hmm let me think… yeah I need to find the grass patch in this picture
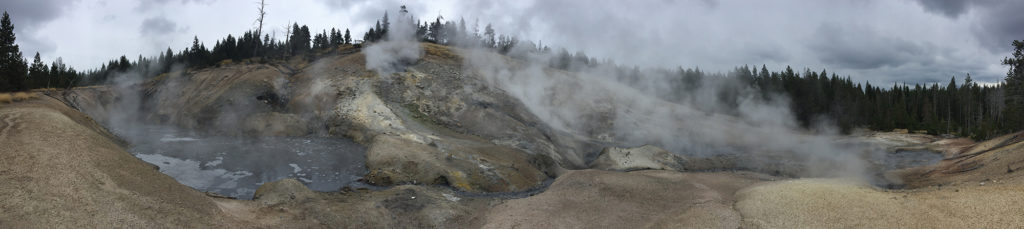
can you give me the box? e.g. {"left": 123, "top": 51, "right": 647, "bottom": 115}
{"left": 422, "top": 43, "right": 461, "bottom": 62}
{"left": 0, "top": 92, "right": 39, "bottom": 104}
{"left": 12, "top": 92, "right": 35, "bottom": 101}
{"left": 403, "top": 103, "right": 431, "bottom": 123}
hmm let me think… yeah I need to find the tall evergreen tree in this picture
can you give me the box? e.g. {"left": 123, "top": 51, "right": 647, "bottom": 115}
{"left": 483, "top": 23, "right": 495, "bottom": 48}
{"left": 329, "top": 28, "right": 341, "bottom": 46}
{"left": 28, "top": 52, "right": 47, "bottom": 88}
{"left": 1003, "top": 40, "right": 1024, "bottom": 130}
{"left": 344, "top": 29, "right": 351, "bottom": 44}
{"left": 300, "top": 25, "right": 311, "bottom": 51}
{"left": 0, "top": 11, "right": 27, "bottom": 92}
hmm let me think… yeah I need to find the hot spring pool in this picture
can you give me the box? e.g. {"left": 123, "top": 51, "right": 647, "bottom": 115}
{"left": 112, "top": 124, "right": 367, "bottom": 199}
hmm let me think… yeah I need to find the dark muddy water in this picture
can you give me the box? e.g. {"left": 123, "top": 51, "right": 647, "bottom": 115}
{"left": 111, "top": 125, "right": 367, "bottom": 199}
{"left": 874, "top": 149, "right": 944, "bottom": 171}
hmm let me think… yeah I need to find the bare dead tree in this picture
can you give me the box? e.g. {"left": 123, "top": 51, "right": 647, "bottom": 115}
{"left": 255, "top": 0, "right": 267, "bottom": 37}
{"left": 254, "top": 0, "right": 267, "bottom": 55}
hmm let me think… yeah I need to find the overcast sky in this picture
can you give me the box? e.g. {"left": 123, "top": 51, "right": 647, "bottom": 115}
{"left": 1, "top": 0, "right": 1021, "bottom": 85}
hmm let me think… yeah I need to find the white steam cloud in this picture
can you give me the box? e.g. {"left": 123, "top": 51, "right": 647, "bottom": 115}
{"left": 457, "top": 45, "right": 873, "bottom": 180}
{"left": 364, "top": 9, "right": 422, "bottom": 77}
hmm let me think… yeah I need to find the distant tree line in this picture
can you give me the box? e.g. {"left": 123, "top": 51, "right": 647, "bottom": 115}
{"left": 81, "top": 22, "right": 357, "bottom": 85}
{"left": 588, "top": 46, "right": 1023, "bottom": 140}
{"left": 360, "top": 6, "right": 519, "bottom": 55}
{"left": 731, "top": 65, "right": 1012, "bottom": 139}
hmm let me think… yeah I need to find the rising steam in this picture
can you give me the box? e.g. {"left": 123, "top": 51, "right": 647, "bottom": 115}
{"left": 457, "top": 43, "right": 873, "bottom": 180}
{"left": 364, "top": 8, "right": 422, "bottom": 77}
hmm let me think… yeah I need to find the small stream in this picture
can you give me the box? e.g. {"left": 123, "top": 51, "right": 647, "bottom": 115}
{"left": 111, "top": 125, "right": 367, "bottom": 199}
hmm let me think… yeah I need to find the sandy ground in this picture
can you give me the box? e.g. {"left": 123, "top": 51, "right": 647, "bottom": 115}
{"left": 479, "top": 169, "right": 777, "bottom": 228}
{"left": 736, "top": 179, "right": 1024, "bottom": 228}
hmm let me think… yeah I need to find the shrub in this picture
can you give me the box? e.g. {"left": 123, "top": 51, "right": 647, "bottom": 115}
{"left": 0, "top": 93, "right": 12, "bottom": 103}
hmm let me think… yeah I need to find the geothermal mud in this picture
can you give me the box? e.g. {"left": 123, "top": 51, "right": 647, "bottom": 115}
{"left": 112, "top": 124, "right": 367, "bottom": 199}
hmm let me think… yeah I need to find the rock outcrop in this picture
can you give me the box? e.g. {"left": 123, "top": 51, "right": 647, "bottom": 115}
{"left": 363, "top": 134, "right": 551, "bottom": 193}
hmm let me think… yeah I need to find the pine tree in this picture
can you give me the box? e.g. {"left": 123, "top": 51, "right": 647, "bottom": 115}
{"left": 344, "top": 29, "right": 351, "bottom": 44}
{"left": 28, "top": 52, "right": 47, "bottom": 88}
{"left": 458, "top": 17, "right": 467, "bottom": 43}
{"left": 364, "top": 28, "right": 375, "bottom": 43}
{"left": 330, "top": 28, "right": 341, "bottom": 46}
{"left": 483, "top": 23, "right": 495, "bottom": 48}
{"left": 300, "top": 25, "right": 311, "bottom": 52}
{"left": 1003, "top": 40, "right": 1024, "bottom": 131}
{"left": 382, "top": 11, "right": 390, "bottom": 36}
{"left": 289, "top": 23, "right": 302, "bottom": 54}
{"left": 0, "top": 11, "right": 27, "bottom": 92}
{"left": 946, "top": 76, "right": 957, "bottom": 134}
{"left": 374, "top": 20, "right": 383, "bottom": 41}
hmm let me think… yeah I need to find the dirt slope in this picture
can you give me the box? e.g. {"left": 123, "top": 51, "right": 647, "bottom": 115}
{"left": 480, "top": 169, "right": 776, "bottom": 228}
{"left": 898, "top": 131, "right": 1024, "bottom": 188}
{"left": 0, "top": 96, "right": 244, "bottom": 227}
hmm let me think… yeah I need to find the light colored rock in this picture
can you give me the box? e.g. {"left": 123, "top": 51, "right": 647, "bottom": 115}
{"left": 589, "top": 145, "right": 686, "bottom": 171}
{"left": 252, "top": 179, "right": 316, "bottom": 205}
{"left": 329, "top": 84, "right": 407, "bottom": 142}
{"left": 242, "top": 112, "right": 309, "bottom": 136}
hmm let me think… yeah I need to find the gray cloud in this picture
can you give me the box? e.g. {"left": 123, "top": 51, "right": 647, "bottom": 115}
{"left": 317, "top": 0, "right": 430, "bottom": 25}
{"left": 809, "top": 23, "right": 932, "bottom": 70}
{"left": 139, "top": 16, "right": 186, "bottom": 51}
{"left": 18, "top": 33, "right": 57, "bottom": 56}
{"left": 914, "top": 0, "right": 970, "bottom": 18}
{"left": 744, "top": 42, "right": 791, "bottom": 63}
{"left": 0, "top": 0, "right": 73, "bottom": 57}
{"left": 140, "top": 16, "right": 182, "bottom": 36}
{"left": 913, "top": 0, "right": 1024, "bottom": 53}
{"left": 0, "top": 0, "right": 67, "bottom": 28}
{"left": 971, "top": 1, "right": 1024, "bottom": 52}
{"left": 136, "top": 0, "right": 215, "bottom": 11}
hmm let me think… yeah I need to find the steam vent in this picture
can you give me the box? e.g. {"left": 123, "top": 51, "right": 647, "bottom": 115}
{"left": 3, "top": 1, "right": 1024, "bottom": 228}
